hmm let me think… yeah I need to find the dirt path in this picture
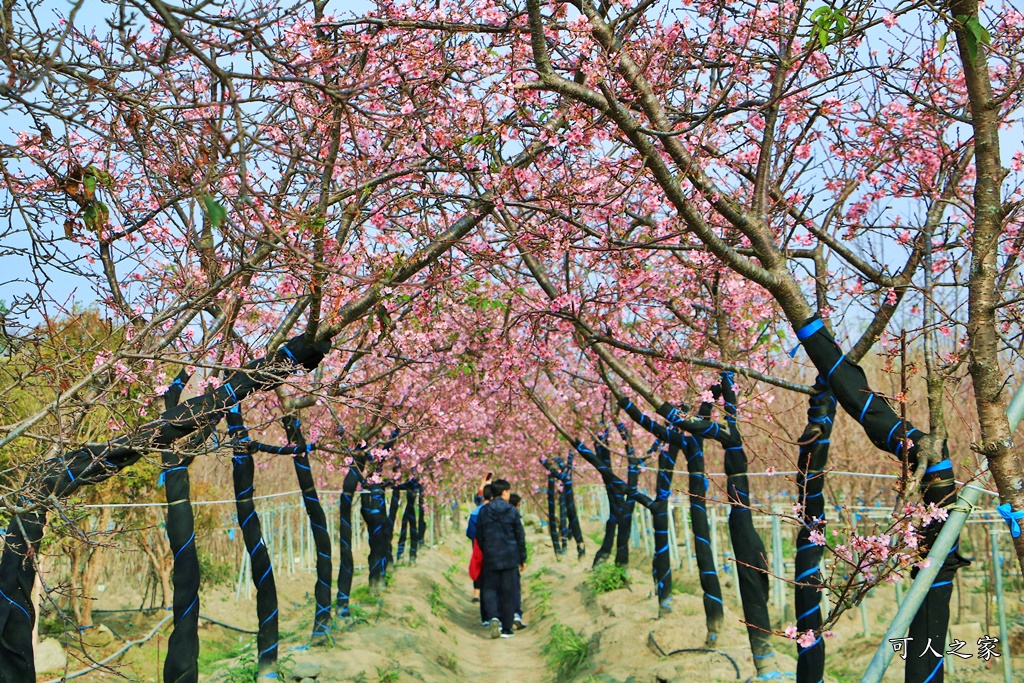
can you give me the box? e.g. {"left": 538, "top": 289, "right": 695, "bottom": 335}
{"left": 263, "top": 520, "right": 572, "bottom": 683}
{"left": 429, "top": 551, "right": 551, "bottom": 682}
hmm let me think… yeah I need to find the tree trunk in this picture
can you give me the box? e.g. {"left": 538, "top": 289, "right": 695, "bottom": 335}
{"left": 951, "top": 0, "right": 1024, "bottom": 572}
{"left": 159, "top": 559, "right": 173, "bottom": 610}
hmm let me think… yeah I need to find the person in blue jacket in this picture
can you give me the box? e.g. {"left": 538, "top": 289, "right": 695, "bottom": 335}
{"left": 467, "top": 481, "right": 493, "bottom": 620}
{"left": 476, "top": 479, "right": 527, "bottom": 639}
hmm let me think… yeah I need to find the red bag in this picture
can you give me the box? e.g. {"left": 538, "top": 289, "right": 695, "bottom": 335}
{"left": 468, "top": 538, "right": 483, "bottom": 581}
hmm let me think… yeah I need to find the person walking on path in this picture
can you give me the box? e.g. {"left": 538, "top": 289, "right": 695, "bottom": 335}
{"left": 467, "top": 480, "right": 493, "bottom": 618}
{"left": 476, "top": 479, "right": 527, "bottom": 639}
{"left": 508, "top": 493, "right": 527, "bottom": 630}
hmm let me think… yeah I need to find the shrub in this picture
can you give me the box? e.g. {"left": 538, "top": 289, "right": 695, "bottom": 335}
{"left": 586, "top": 563, "right": 628, "bottom": 595}
{"left": 198, "top": 551, "right": 234, "bottom": 588}
{"left": 542, "top": 623, "right": 590, "bottom": 681}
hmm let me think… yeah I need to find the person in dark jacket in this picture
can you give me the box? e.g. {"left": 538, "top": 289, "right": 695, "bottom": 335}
{"left": 467, "top": 484, "right": 493, "bottom": 616}
{"left": 508, "top": 493, "right": 526, "bottom": 629}
{"left": 475, "top": 479, "right": 527, "bottom": 639}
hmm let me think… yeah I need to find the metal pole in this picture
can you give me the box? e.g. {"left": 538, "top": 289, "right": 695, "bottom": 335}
{"left": 645, "top": 507, "right": 655, "bottom": 557}
{"left": 709, "top": 506, "right": 720, "bottom": 572}
{"left": 772, "top": 506, "right": 786, "bottom": 621}
{"left": 287, "top": 508, "right": 295, "bottom": 574}
{"left": 667, "top": 501, "right": 681, "bottom": 569}
{"left": 681, "top": 502, "right": 695, "bottom": 575}
{"left": 860, "top": 382, "right": 1024, "bottom": 683}
{"left": 860, "top": 598, "right": 870, "bottom": 637}
{"left": 989, "top": 528, "right": 1013, "bottom": 683}
{"left": 820, "top": 558, "right": 830, "bottom": 620}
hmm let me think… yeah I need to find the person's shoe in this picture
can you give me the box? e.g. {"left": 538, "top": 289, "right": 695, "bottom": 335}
{"left": 500, "top": 630, "right": 515, "bottom": 638}
{"left": 471, "top": 597, "right": 479, "bottom": 603}
{"left": 489, "top": 618, "right": 501, "bottom": 639}
{"left": 514, "top": 614, "right": 527, "bottom": 630}
{"left": 481, "top": 620, "right": 489, "bottom": 627}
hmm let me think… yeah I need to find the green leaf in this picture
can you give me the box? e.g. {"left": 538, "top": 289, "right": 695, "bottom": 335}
{"left": 964, "top": 30, "right": 978, "bottom": 62}
{"left": 967, "top": 17, "right": 990, "bottom": 45}
{"left": 819, "top": 26, "right": 829, "bottom": 48}
{"left": 810, "top": 7, "right": 829, "bottom": 21}
{"left": 83, "top": 175, "right": 97, "bottom": 199}
{"left": 83, "top": 202, "right": 109, "bottom": 231}
{"left": 202, "top": 195, "right": 227, "bottom": 230}
{"left": 937, "top": 31, "right": 948, "bottom": 55}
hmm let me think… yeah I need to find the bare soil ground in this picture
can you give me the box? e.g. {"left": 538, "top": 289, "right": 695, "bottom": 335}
{"left": 36, "top": 518, "right": 1024, "bottom": 682}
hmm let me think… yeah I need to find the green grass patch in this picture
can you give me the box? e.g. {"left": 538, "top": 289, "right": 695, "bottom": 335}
{"left": 526, "top": 567, "right": 553, "bottom": 620}
{"left": 542, "top": 623, "right": 590, "bottom": 681}
{"left": 200, "top": 643, "right": 293, "bottom": 681}
{"left": 428, "top": 581, "right": 445, "bottom": 616}
{"left": 197, "top": 639, "right": 247, "bottom": 674}
{"left": 586, "top": 563, "right": 629, "bottom": 595}
{"left": 376, "top": 664, "right": 401, "bottom": 682}
{"left": 350, "top": 584, "right": 375, "bottom": 603}
{"left": 348, "top": 603, "right": 370, "bottom": 620}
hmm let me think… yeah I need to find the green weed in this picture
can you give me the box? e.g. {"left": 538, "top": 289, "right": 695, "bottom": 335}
{"left": 350, "top": 585, "right": 375, "bottom": 603}
{"left": 586, "top": 563, "right": 629, "bottom": 595}
{"left": 428, "top": 581, "right": 445, "bottom": 616}
{"left": 527, "top": 567, "right": 553, "bottom": 619}
{"left": 542, "top": 623, "right": 590, "bottom": 681}
{"left": 436, "top": 650, "right": 459, "bottom": 673}
{"left": 530, "top": 585, "right": 552, "bottom": 620}
{"left": 376, "top": 664, "right": 401, "bottom": 682}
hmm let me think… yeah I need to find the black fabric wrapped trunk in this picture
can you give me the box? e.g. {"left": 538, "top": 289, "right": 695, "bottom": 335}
{"left": 686, "top": 413, "right": 725, "bottom": 645}
{"left": 549, "top": 452, "right": 584, "bottom": 557}
{"left": 621, "top": 374, "right": 776, "bottom": 671}
{"left": 397, "top": 482, "right": 420, "bottom": 562}
{"left": 0, "top": 335, "right": 327, "bottom": 683}
{"left": 542, "top": 460, "right": 563, "bottom": 556}
{"left": 416, "top": 493, "right": 427, "bottom": 549}
{"left": 361, "top": 485, "right": 390, "bottom": 590}
{"left": 336, "top": 453, "right": 363, "bottom": 616}
{"left": 795, "top": 316, "right": 922, "bottom": 459}
{"left": 650, "top": 442, "right": 678, "bottom": 615}
{"left": 794, "top": 316, "right": 967, "bottom": 683}
{"left": 794, "top": 380, "right": 835, "bottom": 683}
{"left": 593, "top": 480, "right": 621, "bottom": 566}
{"left": 717, "top": 376, "right": 775, "bottom": 671}
{"left": 591, "top": 432, "right": 620, "bottom": 566}
{"left": 226, "top": 407, "right": 278, "bottom": 680}
{"left": 562, "top": 454, "right": 585, "bottom": 556}
{"left": 558, "top": 475, "right": 570, "bottom": 553}
{"left": 573, "top": 434, "right": 674, "bottom": 617}
{"left": 280, "top": 416, "right": 333, "bottom": 643}
{"left": 616, "top": 455, "right": 639, "bottom": 567}
{"left": 163, "top": 458, "right": 201, "bottom": 683}
{"left": 905, "top": 460, "right": 968, "bottom": 683}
